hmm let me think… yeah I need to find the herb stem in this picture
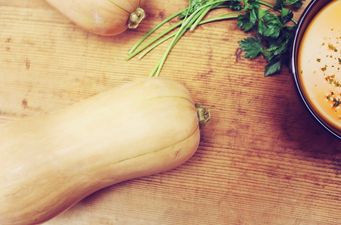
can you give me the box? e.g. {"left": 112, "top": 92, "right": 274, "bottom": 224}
{"left": 190, "top": 6, "right": 211, "bottom": 31}
{"left": 138, "top": 13, "right": 239, "bottom": 60}
{"left": 201, "top": 13, "right": 239, "bottom": 24}
{"left": 127, "top": 21, "right": 182, "bottom": 60}
{"left": 139, "top": 33, "right": 176, "bottom": 59}
{"left": 150, "top": 28, "right": 188, "bottom": 77}
{"left": 151, "top": 0, "right": 228, "bottom": 77}
{"left": 151, "top": 11, "right": 203, "bottom": 77}
{"left": 128, "top": 9, "right": 186, "bottom": 54}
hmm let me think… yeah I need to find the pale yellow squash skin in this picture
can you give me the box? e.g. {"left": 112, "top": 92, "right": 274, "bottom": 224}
{"left": 0, "top": 78, "right": 200, "bottom": 225}
{"left": 46, "top": 0, "right": 144, "bottom": 36}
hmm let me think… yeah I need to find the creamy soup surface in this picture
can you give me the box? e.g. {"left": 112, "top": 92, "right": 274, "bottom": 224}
{"left": 298, "top": 0, "right": 341, "bottom": 132}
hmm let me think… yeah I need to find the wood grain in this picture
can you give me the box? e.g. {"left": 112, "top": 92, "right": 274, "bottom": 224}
{"left": 0, "top": 0, "right": 340, "bottom": 225}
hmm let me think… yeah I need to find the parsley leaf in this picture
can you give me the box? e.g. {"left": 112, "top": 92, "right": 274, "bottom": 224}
{"left": 237, "top": 11, "right": 257, "bottom": 31}
{"left": 244, "top": 0, "right": 260, "bottom": 10}
{"left": 223, "top": 0, "right": 243, "bottom": 11}
{"left": 237, "top": 0, "right": 260, "bottom": 31}
{"left": 280, "top": 8, "right": 293, "bottom": 23}
{"left": 239, "top": 37, "right": 263, "bottom": 58}
{"left": 265, "top": 59, "right": 282, "bottom": 76}
{"left": 264, "top": 27, "right": 292, "bottom": 58}
{"left": 258, "top": 10, "right": 283, "bottom": 38}
{"left": 275, "top": 0, "right": 303, "bottom": 10}
{"left": 237, "top": 0, "right": 301, "bottom": 75}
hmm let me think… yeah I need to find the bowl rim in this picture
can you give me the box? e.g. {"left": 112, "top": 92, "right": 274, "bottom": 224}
{"left": 291, "top": 0, "right": 341, "bottom": 139}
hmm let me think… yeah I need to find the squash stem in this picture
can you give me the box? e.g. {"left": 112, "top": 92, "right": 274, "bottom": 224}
{"left": 128, "top": 8, "right": 146, "bottom": 29}
{"left": 196, "top": 104, "right": 211, "bottom": 126}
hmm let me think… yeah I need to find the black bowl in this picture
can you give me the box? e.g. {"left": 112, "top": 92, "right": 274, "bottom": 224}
{"left": 291, "top": 0, "right": 341, "bottom": 139}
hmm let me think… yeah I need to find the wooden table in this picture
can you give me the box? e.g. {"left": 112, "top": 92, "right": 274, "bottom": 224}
{"left": 0, "top": 1, "right": 340, "bottom": 224}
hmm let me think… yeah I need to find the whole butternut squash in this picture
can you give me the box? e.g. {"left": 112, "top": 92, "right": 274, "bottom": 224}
{"left": 0, "top": 78, "right": 209, "bottom": 225}
{"left": 46, "top": 0, "right": 145, "bottom": 36}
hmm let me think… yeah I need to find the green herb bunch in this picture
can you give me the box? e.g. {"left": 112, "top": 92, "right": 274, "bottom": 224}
{"left": 128, "top": 0, "right": 303, "bottom": 77}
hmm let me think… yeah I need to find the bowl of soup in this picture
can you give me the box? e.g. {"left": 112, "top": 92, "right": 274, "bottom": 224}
{"left": 292, "top": 0, "right": 341, "bottom": 139}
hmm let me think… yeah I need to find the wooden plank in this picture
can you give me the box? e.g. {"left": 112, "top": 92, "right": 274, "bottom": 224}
{"left": 0, "top": 0, "right": 340, "bottom": 225}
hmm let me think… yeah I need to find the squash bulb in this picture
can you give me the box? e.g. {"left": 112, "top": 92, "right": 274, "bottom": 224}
{"left": 0, "top": 78, "right": 210, "bottom": 225}
{"left": 46, "top": 0, "right": 145, "bottom": 36}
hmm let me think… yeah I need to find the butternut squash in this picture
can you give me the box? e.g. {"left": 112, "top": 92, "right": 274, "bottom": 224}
{"left": 0, "top": 78, "right": 208, "bottom": 225}
{"left": 46, "top": 0, "right": 145, "bottom": 36}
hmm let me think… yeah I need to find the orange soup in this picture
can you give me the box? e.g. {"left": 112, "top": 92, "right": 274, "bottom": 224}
{"left": 298, "top": 0, "right": 341, "bottom": 132}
